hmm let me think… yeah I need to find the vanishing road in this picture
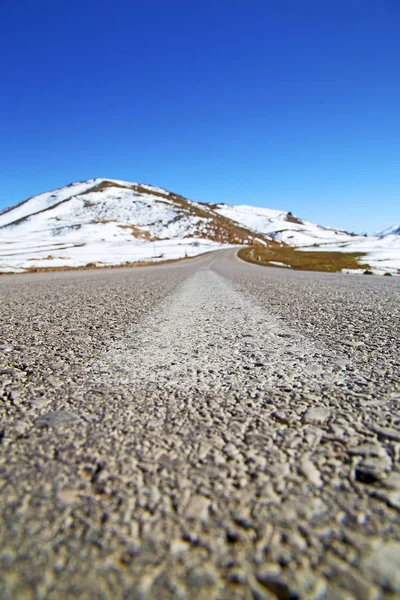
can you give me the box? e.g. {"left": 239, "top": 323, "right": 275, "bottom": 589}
{"left": 1, "top": 249, "right": 400, "bottom": 599}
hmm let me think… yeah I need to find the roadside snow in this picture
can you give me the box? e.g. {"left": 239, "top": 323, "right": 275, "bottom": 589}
{"left": 341, "top": 269, "right": 368, "bottom": 275}
{"left": 269, "top": 261, "right": 291, "bottom": 268}
{"left": 300, "top": 235, "right": 400, "bottom": 275}
{"left": 0, "top": 231, "right": 232, "bottom": 272}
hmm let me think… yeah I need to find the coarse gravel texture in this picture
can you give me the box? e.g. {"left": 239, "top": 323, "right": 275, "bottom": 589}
{"left": 1, "top": 249, "right": 400, "bottom": 600}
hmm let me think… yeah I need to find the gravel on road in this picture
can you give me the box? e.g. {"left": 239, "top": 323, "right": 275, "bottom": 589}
{"left": 1, "top": 249, "right": 400, "bottom": 599}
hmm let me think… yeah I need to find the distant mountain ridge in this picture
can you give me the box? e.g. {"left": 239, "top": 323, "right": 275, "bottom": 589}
{"left": 0, "top": 178, "right": 399, "bottom": 274}
{"left": 377, "top": 224, "right": 400, "bottom": 238}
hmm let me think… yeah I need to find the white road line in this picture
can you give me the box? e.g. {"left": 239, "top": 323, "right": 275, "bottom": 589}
{"left": 96, "top": 270, "right": 349, "bottom": 398}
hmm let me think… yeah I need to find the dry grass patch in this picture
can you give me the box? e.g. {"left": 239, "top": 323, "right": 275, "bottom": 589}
{"left": 132, "top": 184, "right": 170, "bottom": 198}
{"left": 87, "top": 181, "right": 130, "bottom": 194}
{"left": 118, "top": 224, "right": 159, "bottom": 241}
{"left": 238, "top": 245, "right": 369, "bottom": 273}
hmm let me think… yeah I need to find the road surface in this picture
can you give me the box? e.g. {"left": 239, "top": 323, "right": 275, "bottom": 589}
{"left": 1, "top": 249, "right": 400, "bottom": 599}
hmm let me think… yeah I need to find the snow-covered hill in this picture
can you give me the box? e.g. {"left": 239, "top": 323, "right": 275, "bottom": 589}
{"left": 0, "top": 179, "right": 398, "bottom": 274}
{"left": 377, "top": 224, "right": 400, "bottom": 238}
{"left": 217, "top": 204, "right": 400, "bottom": 274}
{"left": 215, "top": 204, "right": 355, "bottom": 246}
{"left": 0, "top": 179, "right": 270, "bottom": 273}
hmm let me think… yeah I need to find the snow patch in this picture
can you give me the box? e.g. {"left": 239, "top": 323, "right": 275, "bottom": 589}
{"left": 269, "top": 261, "right": 291, "bottom": 268}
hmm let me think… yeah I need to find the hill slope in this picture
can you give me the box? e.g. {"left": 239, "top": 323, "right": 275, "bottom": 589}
{"left": 0, "top": 179, "right": 271, "bottom": 272}
{"left": 214, "top": 204, "right": 355, "bottom": 246}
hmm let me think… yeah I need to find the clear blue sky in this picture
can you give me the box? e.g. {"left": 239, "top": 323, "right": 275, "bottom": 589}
{"left": 1, "top": 0, "right": 399, "bottom": 233}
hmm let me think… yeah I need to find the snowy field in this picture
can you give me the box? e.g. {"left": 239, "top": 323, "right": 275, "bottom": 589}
{"left": 298, "top": 235, "right": 400, "bottom": 275}
{"left": 0, "top": 227, "right": 231, "bottom": 273}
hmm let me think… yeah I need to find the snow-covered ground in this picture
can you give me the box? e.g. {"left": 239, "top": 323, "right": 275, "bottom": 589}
{"left": 298, "top": 235, "right": 400, "bottom": 275}
{"left": 0, "top": 230, "right": 229, "bottom": 273}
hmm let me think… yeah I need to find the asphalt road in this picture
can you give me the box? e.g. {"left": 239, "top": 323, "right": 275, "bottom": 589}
{"left": 1, "top": 249, "right": 400, "bottom": 600}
